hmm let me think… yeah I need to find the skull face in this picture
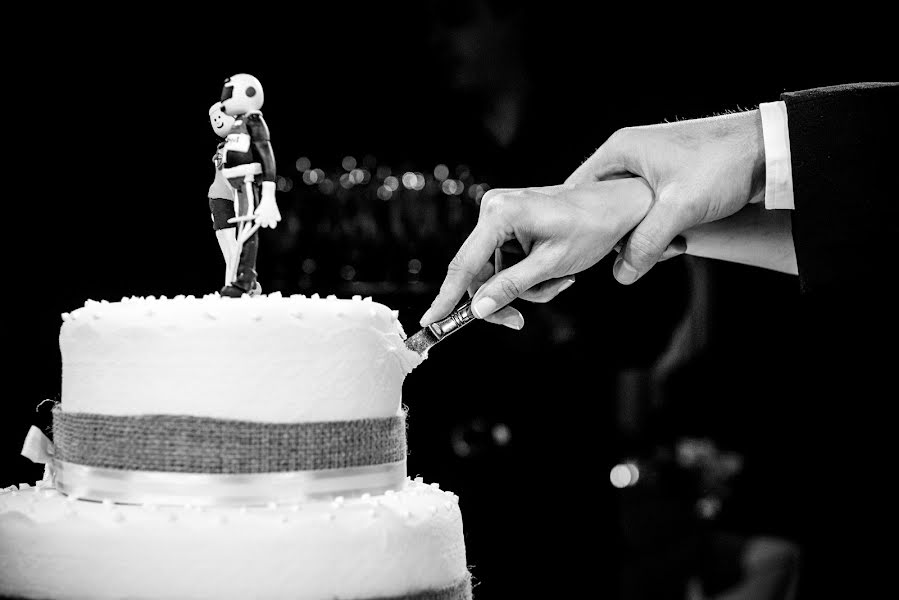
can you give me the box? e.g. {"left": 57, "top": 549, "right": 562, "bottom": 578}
{"left": 209, "top": 102, "right": 236, "bottom": 139}
{"left": 220, "top": 73, "right": 265, "bottom": 117}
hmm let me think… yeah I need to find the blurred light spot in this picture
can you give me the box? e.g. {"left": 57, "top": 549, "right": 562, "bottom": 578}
{"left": 452, "top": 439, "right": 471, "bottom": 457}
{"left": 301, "top": 258, "right": 317, "bottom": 274}
{"left": 610, "top": 463, "right": 639, "bottom": 488}
{"left": 342, "top": 156, "right": 357, "bottom": 171}
{"left": 441, "top": 180, "right": 455, "bottom": 195}
{"left": 377, "top": 186, "right": 393, "bottom": 201}
{"left": 339, "top": 173, "right": 354, "bottom": 189}
{"left": 407, "top": 258, "right": 422, "bottom": 274}
{"left": 697, "top": 497, "right": 721, "bottom": 519}
{"left": 295, "top": 157, "right": 311, "bottom": 172}
{"left": 442, "top": 179, "right": 464, "bottom": 195}
{"left": 721, "top": 453, "right": 744, "bottom": 476}
{"left": 350, "top": 168, "right": 366, "bottom": 184}
{"left": 286, "top": 214, "right": 301, "bottom": 236}
{"left": 376, "top": 165, "right": 392, "bottom": 180}
{"left": 402, "top": 172, "right": 417, "bottom": 189}
{"left": 491, "top": 423, "right": 511, "bottom": 446}
{"left": 302, "top": 170, "right": 319, "bottom": 185}
{"left": 318, "top": 179, "right": 335, "bottom": 195}
{"left": 473, "top": 183, "right": 489, "bottom": 204}
{"left": 434, "top": 164, "right": 449, "bottom": 181}
{"left": 414, "top": 172, "right": 426, "bottom": 190}
{"left": 626, "top": 462, "right": 640, "bottom": 485}
{"left": 340, "top": 265, "right": 357, "bottom": 281}
{"left": 384, "top": 176, "right": 399, "bottom": 192}
{"left": 276, "top": 176, "right": 294, "bottom": 192}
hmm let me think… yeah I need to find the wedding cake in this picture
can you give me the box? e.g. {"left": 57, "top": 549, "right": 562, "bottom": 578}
{"left": 0, "top": 293, "right": 472, "bottom": 600}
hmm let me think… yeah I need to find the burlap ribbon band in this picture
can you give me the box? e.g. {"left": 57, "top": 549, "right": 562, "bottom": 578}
{"left": 21, "top": 409, "right": 409, "bottom": 506}
{"left": 51, "top": 409, "right": 407, "bottom": 473}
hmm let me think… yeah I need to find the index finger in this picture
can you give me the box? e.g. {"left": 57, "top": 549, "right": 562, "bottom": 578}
{"left": 419, "top": 222, "right": 504, "bottom": 326}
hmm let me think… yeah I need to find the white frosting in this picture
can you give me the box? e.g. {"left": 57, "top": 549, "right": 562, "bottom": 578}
{"left": 60, "top": 294, "right": 423, "bottom": 422}
{"left": 0, "top": 478, "right": 468, "bottom": 600}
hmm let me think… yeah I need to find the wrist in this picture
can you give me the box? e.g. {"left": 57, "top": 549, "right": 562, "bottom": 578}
{"left": 742, "top": 109, "right": 767, "bottom": 201}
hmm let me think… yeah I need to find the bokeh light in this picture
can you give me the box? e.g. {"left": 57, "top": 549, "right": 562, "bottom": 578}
{"left": 295, "top": 157, "right": 311, "bottom": 172}
{"left": 340, "top": 265, "right": 357, "bottom": 281}
{"left": 342, "top": 156, "right": 357, "bottom": 171}
{"left": 301, "top": 258, "right": 317, "bottom": 274}
{"left": 610, "top": 462, "right": 640, "bottom": 488}
{"left": 434, "top": 164, "right": 449, "bottom": 181}
{"left": 318, "top": 179, "right": 335, "bottom": 195}
{"left": 491, "top": 423, "right": 511, "bottom": 446}
{"left": 350, "top": 168, "right": 367, "bottom": 184}
{"left": 276, "top": 176, "right": 294, "bottom": 192}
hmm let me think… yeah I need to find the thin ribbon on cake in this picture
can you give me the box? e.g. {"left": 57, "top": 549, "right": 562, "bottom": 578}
{"left": 21, "top": 409, "right": 409, "bottom": 506}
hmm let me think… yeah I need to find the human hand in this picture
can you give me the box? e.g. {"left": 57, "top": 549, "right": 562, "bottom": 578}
{"left": 254, "top": 181, "right": 281, "bottom": 228}
{"left": 566, "top": 109, "right": 766, "bottom": 284}
{"left": 419, "top": 178, "right": 653, "bottom": 326}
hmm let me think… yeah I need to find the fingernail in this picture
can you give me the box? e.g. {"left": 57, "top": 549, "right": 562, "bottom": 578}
{"left": 615, "top": 260, "right": 639, "bottom": 285}
{"left": 419, "top": 308, "right": 435, "bottom": 327}
{"left": 503, "top": 314, "right": 524, "bottom": 330}
{"left": 494, "top": 311, "right": 525, "bottom": 330}
{"left": 558, "top": 278, "right": 576, "bottom": 293}
{"left": 471, "top": 297, "right": 497, "bottom": 319}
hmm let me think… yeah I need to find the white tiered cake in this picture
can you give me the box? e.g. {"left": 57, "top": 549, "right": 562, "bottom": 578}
{"left": 0, "top": 294, "right": 471, "bottom": 600}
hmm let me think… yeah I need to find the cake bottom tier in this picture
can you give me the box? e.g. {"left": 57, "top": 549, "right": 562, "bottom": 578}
{"left": 0, "top": 478, "right": 470, "bottom": 600}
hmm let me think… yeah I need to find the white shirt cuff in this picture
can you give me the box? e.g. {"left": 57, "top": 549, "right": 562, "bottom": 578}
{"left": 759, "top": 101, "right": 795, "bottom": 210}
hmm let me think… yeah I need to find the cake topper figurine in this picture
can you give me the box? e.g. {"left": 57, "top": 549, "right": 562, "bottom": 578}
{"left": 217, "top": 73, "right": 281, "bottom": 297}
{"left": 208, "top": 102, "right": 239, "bottom": 288}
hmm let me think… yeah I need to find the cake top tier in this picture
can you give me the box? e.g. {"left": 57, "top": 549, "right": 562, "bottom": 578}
{"left": 60, "top": 294, "right": 422, "bottom": 422}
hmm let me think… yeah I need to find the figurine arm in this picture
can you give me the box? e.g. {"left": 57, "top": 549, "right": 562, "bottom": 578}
{"left": 246, "top": 113, "right": 280, "bottom": 228}
{"left": 246, "top": 113, "right": 276, "bottom": 182}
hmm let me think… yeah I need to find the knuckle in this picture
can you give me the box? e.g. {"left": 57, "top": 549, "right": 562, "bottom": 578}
{"left": 607, "top": 127, "right": 632, "bottom": 146}
{"left": 627, "top": 229, "right": 664, "bottom": 263}
{"left": 445, "top": 254, "right": 478, "bottom": 280}
{"left": 479, "top": 190, "right": 506, "bottom": 218}
{"left": 498, "top": 276, "right": 523, "bottom": 301}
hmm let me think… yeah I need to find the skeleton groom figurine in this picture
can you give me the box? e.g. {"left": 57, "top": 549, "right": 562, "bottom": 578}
{"left": 218, "top": 73, "right": 281, "bottom": 297}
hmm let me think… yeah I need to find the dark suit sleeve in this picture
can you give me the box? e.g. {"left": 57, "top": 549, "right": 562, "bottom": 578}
{"left": 782, "top": 82, "right": 898, "bottom": 295}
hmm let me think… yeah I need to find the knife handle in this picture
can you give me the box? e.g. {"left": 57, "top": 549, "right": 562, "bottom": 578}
{"left": 427, "top": 301, "right": 476, "bottom": 341}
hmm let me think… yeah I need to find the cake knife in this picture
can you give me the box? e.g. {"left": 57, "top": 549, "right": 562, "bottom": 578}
{"left": 404, "top": 300, "right": 477, "bottom": 356}
{"left": 405, "top": 247, "right": 514, "bottom": 356}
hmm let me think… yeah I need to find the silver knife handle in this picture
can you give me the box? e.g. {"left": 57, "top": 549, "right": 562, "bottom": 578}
{"left": 428, "top": 300, "right": 476, "bottom": 341}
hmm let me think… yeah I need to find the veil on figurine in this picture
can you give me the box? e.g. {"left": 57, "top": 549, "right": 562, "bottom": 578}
{"left": 211, "top": 73, "right": 281, "bottom": 298}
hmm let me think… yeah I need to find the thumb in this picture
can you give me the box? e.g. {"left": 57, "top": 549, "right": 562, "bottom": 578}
{"left": 566, "top": 128, "right": 642, "bottom": 185}
{"left": 470, "top": 254, "right": 549, "bottom": 319}
{"left": 613, "top": 196, "right": 692, "bottom": 285}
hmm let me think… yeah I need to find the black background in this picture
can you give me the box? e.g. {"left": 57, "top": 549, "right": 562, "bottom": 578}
{"left": 4, "top": 4, "right": 895, "bottom": 599}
